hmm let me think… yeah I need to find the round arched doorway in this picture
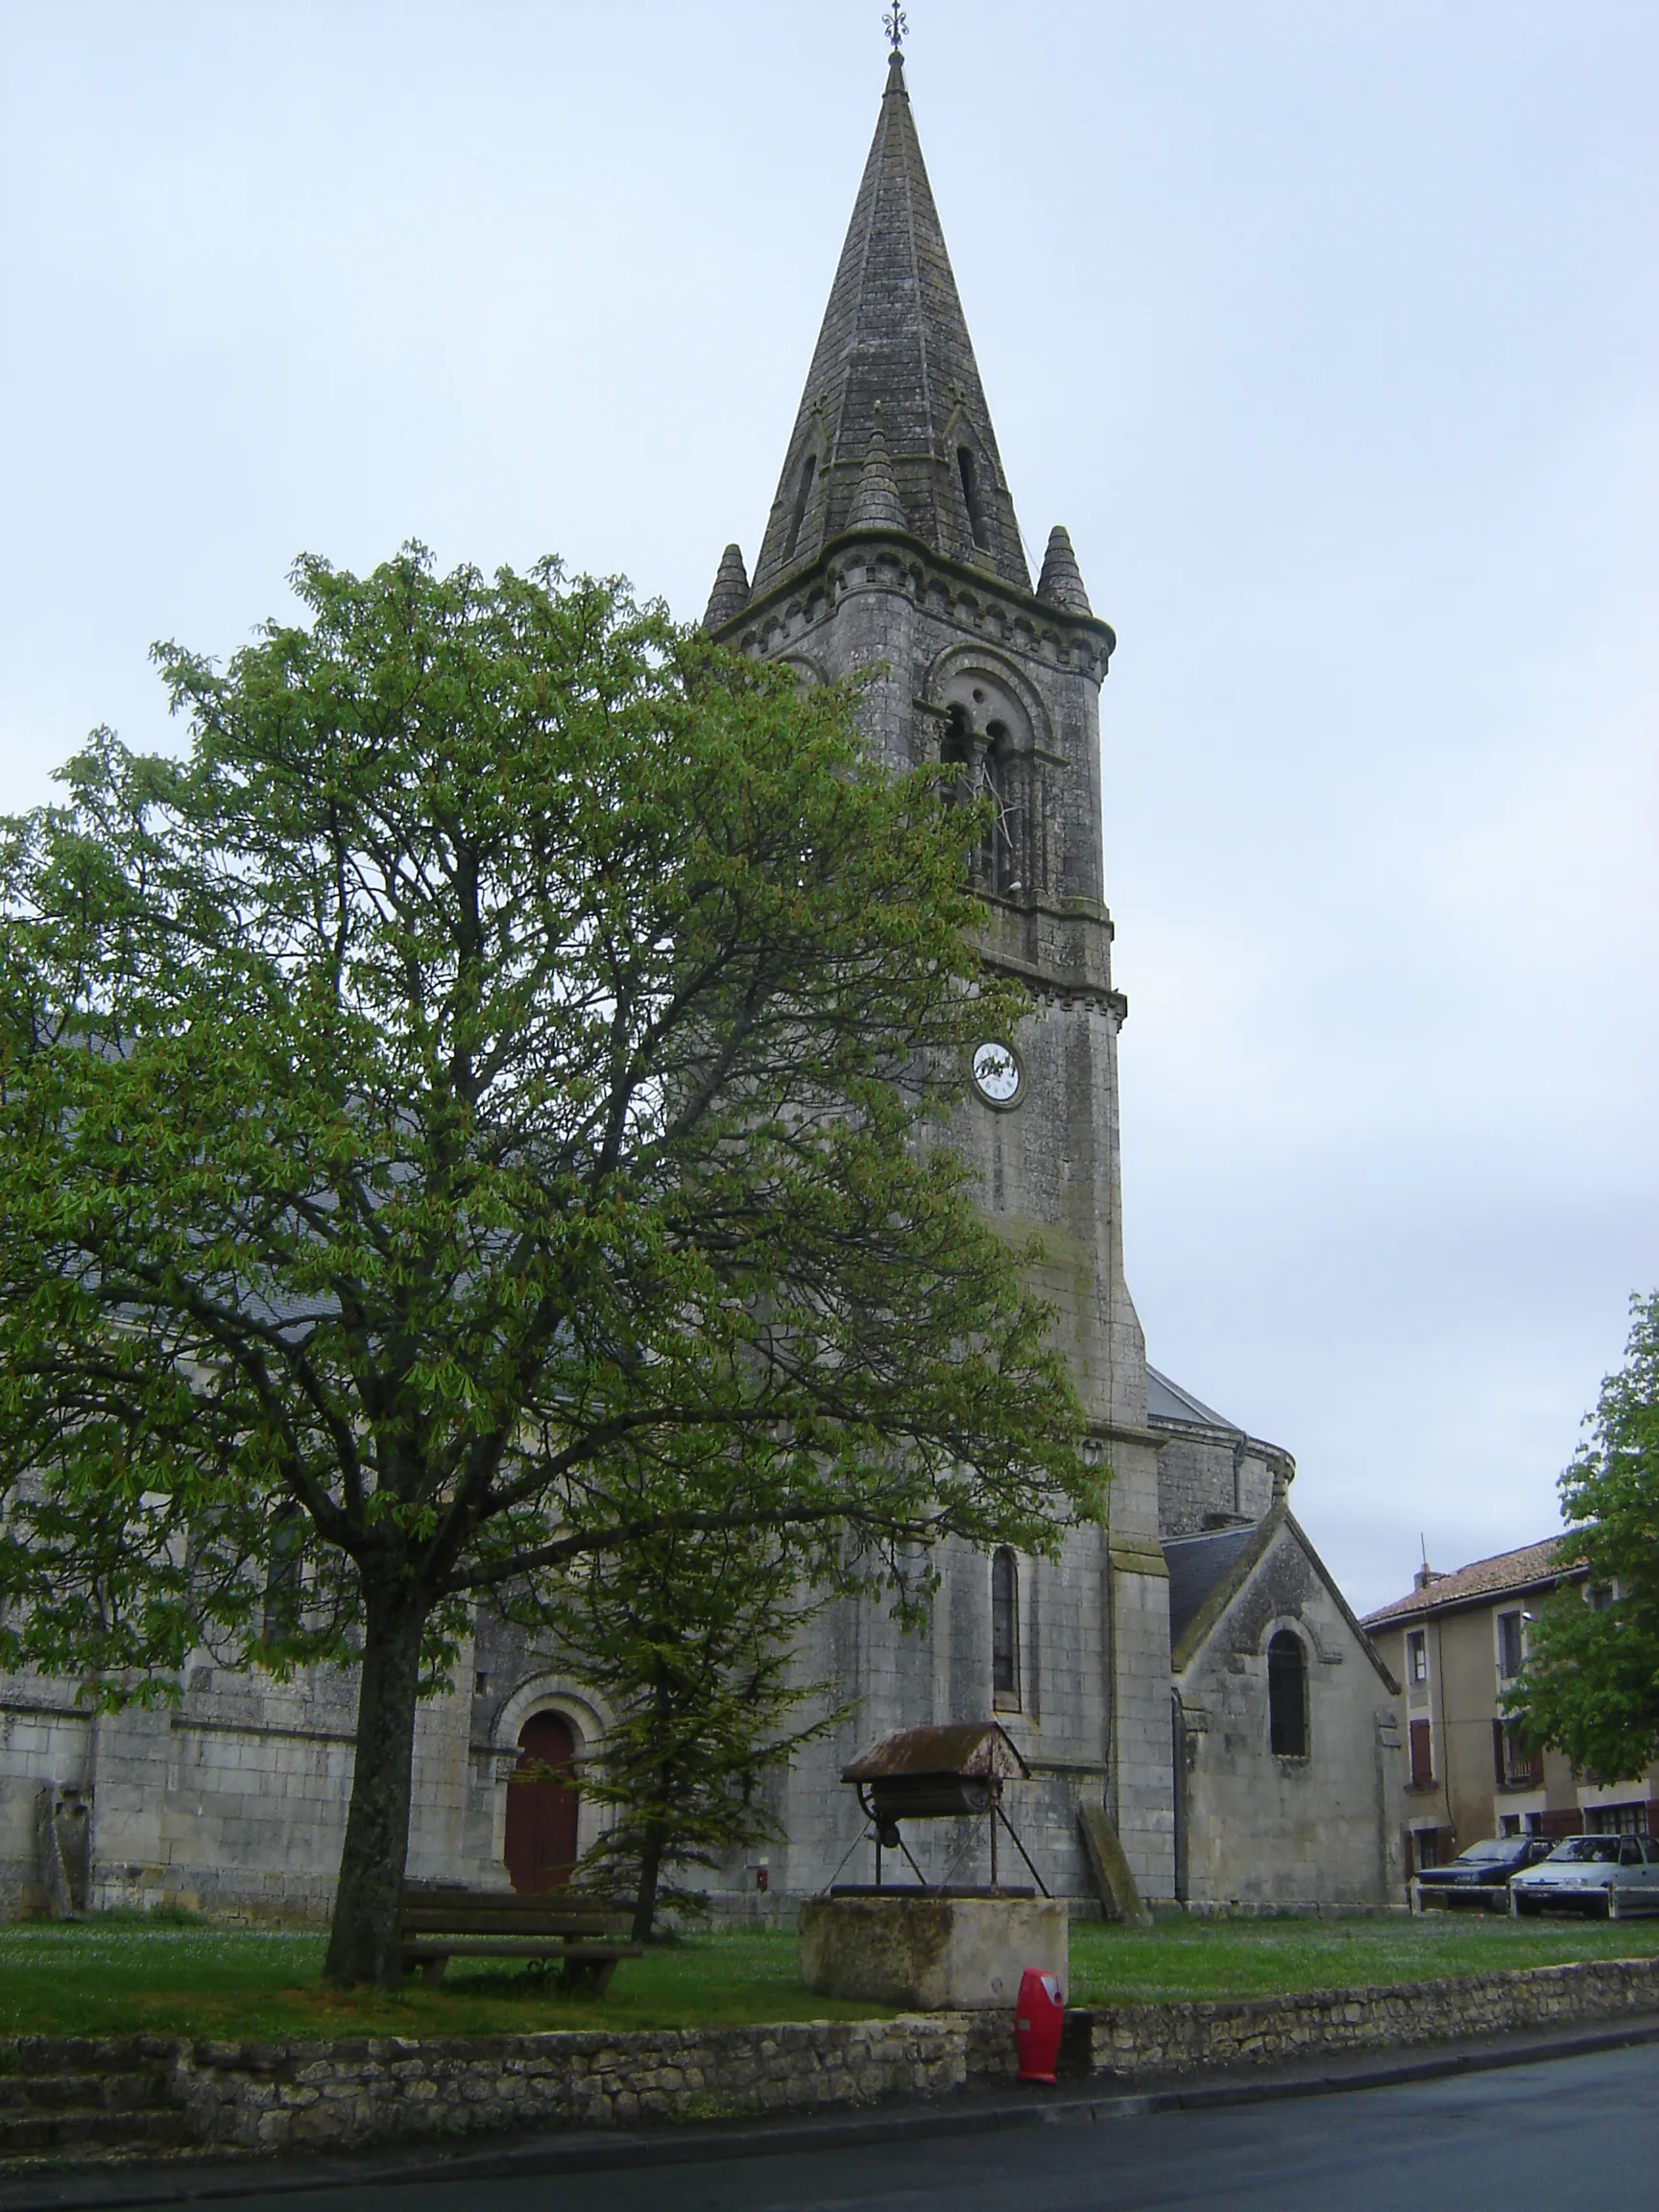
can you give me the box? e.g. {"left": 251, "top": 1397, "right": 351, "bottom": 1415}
{"left": 503, "top": 1710, "right": 580, "bottom": 1893}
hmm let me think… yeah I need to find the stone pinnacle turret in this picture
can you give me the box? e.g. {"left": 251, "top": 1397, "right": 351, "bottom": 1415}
{"left": 701, "top": 543, "right": 751, "bottom": 632}
{"left": 1036, "top": 525, "right": 1093, "bottom": 614}
{"left": 847, "top": 409, "right": 907, "bottom": 531}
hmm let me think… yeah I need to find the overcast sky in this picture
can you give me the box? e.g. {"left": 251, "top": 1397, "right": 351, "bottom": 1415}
{"left": 2, "top": 1, "right": 1653, "bottom": 1616}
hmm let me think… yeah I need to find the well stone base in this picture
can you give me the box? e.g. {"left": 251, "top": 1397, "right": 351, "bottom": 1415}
{"left": 799, "top": 1894, "right": 1068, "bottom": 2010}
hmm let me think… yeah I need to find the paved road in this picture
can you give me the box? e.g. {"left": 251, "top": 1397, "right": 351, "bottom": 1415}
{"left": 174, "top": 2042, "right": 1659, "bottom": 2212}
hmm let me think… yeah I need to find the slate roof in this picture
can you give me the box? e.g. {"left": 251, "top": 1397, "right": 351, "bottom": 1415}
{"left": 1164, "top": 1524, "right": 1260, "bottom": 1650}
{"left": 1146, "top": 1366, "right": 1237, "bottom": 1432}
{"left": 1360, "top": 1536, "right": 1578, "bottom": 1628}
{"left": 748, "top": 48, "right": 1031, "bottom": 598}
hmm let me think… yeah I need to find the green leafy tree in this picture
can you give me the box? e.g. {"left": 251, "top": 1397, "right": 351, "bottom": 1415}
{"left": 1506, "top": 1292, "right": 1659, "bottom": 1782}
{"left": 0, "top": 546, "right": 1091, "bottom": 1985}
{"left": 544, "top": 1514, "right": 850, "bottom": 1941}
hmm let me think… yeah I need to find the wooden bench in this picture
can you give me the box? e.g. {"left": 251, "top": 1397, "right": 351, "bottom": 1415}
{"left": 397, "top": 1885, "right": 642, "bottom": 1992}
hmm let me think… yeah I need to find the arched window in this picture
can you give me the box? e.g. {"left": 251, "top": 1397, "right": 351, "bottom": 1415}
{"left": 992, "top": 1548, "right": 1020, "bottom": 1709}
{"left": 785, "top": 452, "right": 818, "bottom": 560}
{"left": 261, "top": 1503, "right": 305, "bottom": 1647}
{"left": 958, "top": 445, "right": 991, "bottom": 551}
{"left": 1267, "top": 1630, "right": 1309, "bottom": 1758}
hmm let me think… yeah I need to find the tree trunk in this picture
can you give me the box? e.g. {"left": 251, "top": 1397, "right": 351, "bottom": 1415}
{"left": 325, "top": 1583, "right": 428, "bottom": 1986}
{"left": 632, "top": 1826, "right": 667, "bottom": 1944}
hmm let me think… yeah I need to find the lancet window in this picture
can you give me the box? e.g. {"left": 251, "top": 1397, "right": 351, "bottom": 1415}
{"left": 1267, "top": 1629, "right": 1310, "bottom": 1759}
{"left": 992, "top": 1547, "right": 1020, "bottom": 1709}
{"left": 957, "top": 445, "right": 991, "bottom": 552}
{"left": 785, "top": 453, "right": 818, "bottom": 561}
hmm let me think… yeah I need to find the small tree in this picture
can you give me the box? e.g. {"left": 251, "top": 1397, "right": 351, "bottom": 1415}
{"left": 0, "top": 547, "right": 1091, "bottom": 1985}
{"left": 1507, "top": 1291, "right": 1659, "bottom": 1782}
{"left": 544, "top": 1512, "right": 849, "bottom": 1941}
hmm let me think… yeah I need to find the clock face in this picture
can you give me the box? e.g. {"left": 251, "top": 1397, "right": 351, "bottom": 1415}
{"left": 972, "top": 1042, "right": 1022, "bottom": 1106}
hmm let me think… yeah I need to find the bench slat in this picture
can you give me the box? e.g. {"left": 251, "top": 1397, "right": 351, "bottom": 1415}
{"left": 400, "top": 1887, "right": 619, "bottom": 1910}
{"left": 399, "top": 1917, "right": 626, "bottom": 1938}
{"left": 400, "top": 1940, "right": 640, "bottom": 1960}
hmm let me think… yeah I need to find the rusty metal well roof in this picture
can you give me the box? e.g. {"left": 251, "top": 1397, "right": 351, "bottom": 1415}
{"left": 840, "top": 1722, "right": 1029, "bottom": 1787}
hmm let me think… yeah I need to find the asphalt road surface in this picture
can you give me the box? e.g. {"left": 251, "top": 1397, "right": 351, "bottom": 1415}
{"left": 155, "top": 2041, "right": 1659, "bottom": 2212}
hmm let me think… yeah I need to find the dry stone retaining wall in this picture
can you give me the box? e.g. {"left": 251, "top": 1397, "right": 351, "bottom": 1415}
{"left": 173, "top": 2014, "right": 1007, "bottom": 2152}
{"left": 6, "top": 1959, "right": 1659, "bottom": 2164}
{"left": 1070, "top": 1956, "right": 1659, "bottom": 2078}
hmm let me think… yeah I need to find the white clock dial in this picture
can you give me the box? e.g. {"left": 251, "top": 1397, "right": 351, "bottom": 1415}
{"left": 972, "top": 1042, "right": 1022, "bottom": 1106}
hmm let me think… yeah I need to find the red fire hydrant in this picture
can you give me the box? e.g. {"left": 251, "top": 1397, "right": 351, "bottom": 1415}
{"left": 1015, "top": 1966, "right": 1065, "bottom": 2083}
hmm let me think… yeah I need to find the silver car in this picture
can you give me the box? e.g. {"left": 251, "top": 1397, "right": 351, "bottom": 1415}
{"left": 1510, "top": 1833, "right": 1659, "bottom": 1919}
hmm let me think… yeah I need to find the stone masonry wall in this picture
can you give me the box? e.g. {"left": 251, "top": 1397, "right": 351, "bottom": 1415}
{"left": 175, "top": 2014, "right": 1013, "bottom": 2152}
{"left": 1070, "top": 1956, "right": 1659, "bottom": 2078}
{"left": 8, "top": 1959, "right": 1659, "bottom": 2162}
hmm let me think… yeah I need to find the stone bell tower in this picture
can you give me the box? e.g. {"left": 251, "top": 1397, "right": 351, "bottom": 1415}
{"left": 703, "top": 40, "right": 1173, "bottom": 1899}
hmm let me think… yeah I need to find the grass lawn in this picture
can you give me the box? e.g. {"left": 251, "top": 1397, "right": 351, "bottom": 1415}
{"left": 2, "top": 1911, "right": 1657, "bottom": 2043}
{"left": 0, "top": 1921, "right": 889, "bottom": 2042}
{"left": 1067, "top": 1910, "right": 1659, "bottom": 2005}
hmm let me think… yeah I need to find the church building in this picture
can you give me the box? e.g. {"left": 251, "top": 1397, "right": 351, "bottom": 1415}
{"left": 2, "top": 43, "right": 1404, "bottom": 1924}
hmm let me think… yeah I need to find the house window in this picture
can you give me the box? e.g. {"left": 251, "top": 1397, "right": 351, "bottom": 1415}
{"left": 1496, "top": 1609, "right": 1524, "bottom": 1681}
{"left": 1493, "top": 1718, "right": 1542, "bottom": 1790}
{"left": 1586, "top": 1582, "right": 1615, "bottom": 1611}
{"left": 1585, "top": 1803, "right": 1649, "bottom": 1838}
{"left": 1409, "top": 1718, "right": 1434, "bottom": 1789}
{"left": 991, "top": 1548, "right": 1020, "bottom": 1709}
{"left": 1267, "top": 1630, "right": 1309, "bottom": 1758}
{"left": 1407, "top": 1629, "right": 1428, "bottom": 1685}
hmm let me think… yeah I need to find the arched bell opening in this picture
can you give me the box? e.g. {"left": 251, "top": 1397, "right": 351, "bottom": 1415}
{"left": 980, "top": 722, "right": 1023, "bottom": 900}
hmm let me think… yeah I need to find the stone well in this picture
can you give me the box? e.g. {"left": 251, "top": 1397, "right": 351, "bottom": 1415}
{"left": 799, "top": 1893, "right": 1068, "bottom": 2010}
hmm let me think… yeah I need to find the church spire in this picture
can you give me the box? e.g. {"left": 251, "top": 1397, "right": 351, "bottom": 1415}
{"left": 748, "top": 45, "right": 1031, "bottom": 598}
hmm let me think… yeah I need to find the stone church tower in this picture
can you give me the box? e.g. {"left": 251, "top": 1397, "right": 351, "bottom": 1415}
{"left": 701, "top": 43, "right": 1175, "bottom": 1903}
{"left": 0, "top": 40, "right": 1405, "bottom": 1927}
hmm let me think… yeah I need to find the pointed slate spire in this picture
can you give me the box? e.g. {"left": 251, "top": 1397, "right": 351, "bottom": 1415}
{"left": 751, "top": 49, "right": 1030, "bottom": 596}
{"left": 702, "top": 542, "right": 751, "bottom": 632}
{"left": 848, "top": 407, "right": 907, "bottom": 531}
{"left": 1036, "top": 525, "right": 1092, "bottom": 614}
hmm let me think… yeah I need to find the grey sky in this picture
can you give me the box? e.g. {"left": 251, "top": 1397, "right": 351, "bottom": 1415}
{"left": 2, "top": 1, "right": 1653, "bottom": 1615}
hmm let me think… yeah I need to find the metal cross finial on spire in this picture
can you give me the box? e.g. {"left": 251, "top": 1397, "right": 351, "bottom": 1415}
{"left": 884, "top": 4, "right": 907, "bottom": 54}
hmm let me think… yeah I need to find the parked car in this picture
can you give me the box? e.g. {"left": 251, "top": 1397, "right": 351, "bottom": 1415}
{"left": 1510, "top": 1834, "right": 1659, "bottom": 1918}
{"left": 1413, "top": 1835, "right": 1554, "bottom": 1911}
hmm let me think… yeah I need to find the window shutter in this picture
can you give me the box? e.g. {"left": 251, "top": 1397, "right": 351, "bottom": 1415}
{"left": 1493, "top": 1718, "right": 1506, "bottom": 1787}
{"left": 1409, "top": 1719, "right": 1433, "bottom": 1789}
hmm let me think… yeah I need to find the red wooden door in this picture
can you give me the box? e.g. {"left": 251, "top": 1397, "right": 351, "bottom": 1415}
{"left": 504, "top": 1710, "right": 579, "bottom": 1893}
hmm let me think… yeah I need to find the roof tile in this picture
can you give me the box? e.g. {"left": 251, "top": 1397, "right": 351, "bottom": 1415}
{"left": 1361, "top": 1535, "right": 1578, "bottom": 1627}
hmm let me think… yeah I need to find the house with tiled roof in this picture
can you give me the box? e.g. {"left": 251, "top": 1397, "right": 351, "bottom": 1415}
{"left": 1363, "top": 1539, "right": 1655, "bottom": 1868}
